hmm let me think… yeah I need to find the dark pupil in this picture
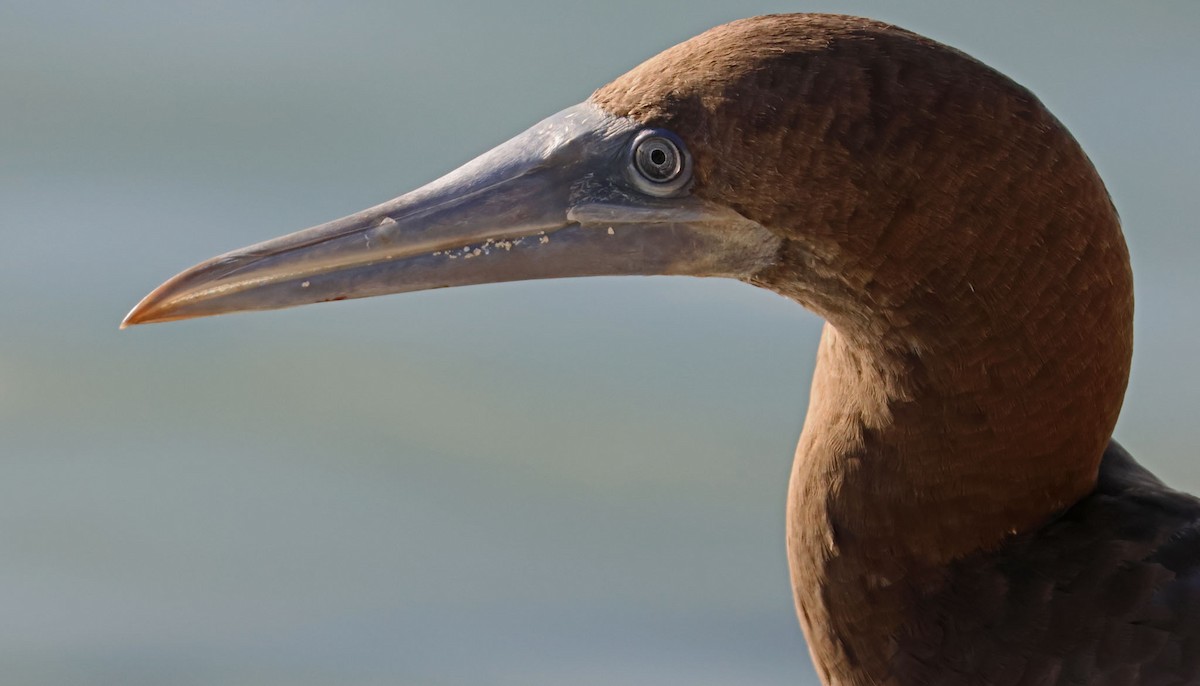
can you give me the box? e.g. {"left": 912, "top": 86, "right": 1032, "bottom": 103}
{"left": 638, "top": 138, "right": 677, "bottom": 182}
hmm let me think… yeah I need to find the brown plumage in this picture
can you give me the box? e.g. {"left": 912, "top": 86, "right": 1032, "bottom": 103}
{"left": 125, "top": 12, "right": 1200, "bottom": 685}
{"left": 597, "top": 14, "right": 1192, "bottom": 685}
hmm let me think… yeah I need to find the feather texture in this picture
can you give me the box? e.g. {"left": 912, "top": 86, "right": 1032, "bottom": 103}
{"left": 593, "top": 14, "right": 1193, "bottom": 684}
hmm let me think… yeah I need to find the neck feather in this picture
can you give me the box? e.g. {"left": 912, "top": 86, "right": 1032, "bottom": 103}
{"left": 757, "top": 115, "right": 1133, "bottom": 686}
{"left": 590, "top": 14, "right": 1135, "bottom": 681}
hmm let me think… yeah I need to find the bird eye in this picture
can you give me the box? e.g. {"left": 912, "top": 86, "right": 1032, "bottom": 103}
{"left": 628, "top": 129, "right": 691, "bottom": 196}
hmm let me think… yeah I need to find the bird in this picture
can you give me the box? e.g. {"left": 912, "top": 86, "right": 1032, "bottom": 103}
{"left": 123, "top": 13, "right": 1200, "bottom": 686}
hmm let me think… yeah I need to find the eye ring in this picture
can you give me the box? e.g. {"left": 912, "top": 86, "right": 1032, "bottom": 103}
{"left": 628, "top": 129, "right": 692, "bottom": 196}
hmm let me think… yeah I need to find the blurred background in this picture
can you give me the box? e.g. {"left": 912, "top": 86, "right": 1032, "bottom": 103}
{"left": 3, "top": 1, "right": 1198, "bottom": 684}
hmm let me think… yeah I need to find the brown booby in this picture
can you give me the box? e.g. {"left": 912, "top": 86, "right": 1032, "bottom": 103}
{"left": 123, "top": 14, "right": 1200, "bottom": 685}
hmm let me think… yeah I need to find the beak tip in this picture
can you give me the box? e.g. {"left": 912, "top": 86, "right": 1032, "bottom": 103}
{"left": 122, "top": 264, "right": 207, "bottom": 328}
{"left": 121, "top": 292, "right": 168, "bottom": 328}
{"left": 120, "top": 307, "right": 146, "bottom": 329}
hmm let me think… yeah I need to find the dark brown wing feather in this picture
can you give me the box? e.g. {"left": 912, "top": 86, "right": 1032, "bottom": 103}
{"left": 894, "top": 441, "right": 1200, "bottom": 685}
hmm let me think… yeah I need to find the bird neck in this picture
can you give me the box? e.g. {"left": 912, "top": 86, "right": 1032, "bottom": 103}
{"left": 763, "top": 146, "right": 1134, "bottom": 684}
{"left": 591, "top": 12, "right": 1137, "bottom": 682}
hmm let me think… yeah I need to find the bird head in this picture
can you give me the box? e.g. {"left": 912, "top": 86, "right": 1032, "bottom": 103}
{"left": 124, "top": 13, "right": 1124, "bottom": 366}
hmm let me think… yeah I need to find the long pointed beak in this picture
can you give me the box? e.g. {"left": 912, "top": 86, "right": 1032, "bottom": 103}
{"left": 123, "top": 103, "right": 779, "bottom": 327}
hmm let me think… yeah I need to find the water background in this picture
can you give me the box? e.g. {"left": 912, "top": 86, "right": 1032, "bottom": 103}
{"left": 3, "top": 2, "right": 1198, "bottom": 683}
